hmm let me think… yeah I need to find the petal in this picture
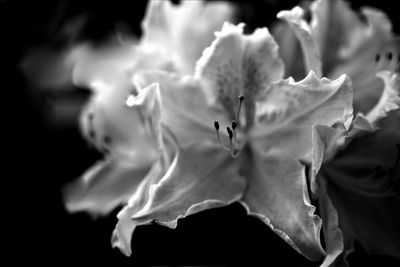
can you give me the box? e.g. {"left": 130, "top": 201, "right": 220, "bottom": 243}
{"left": 277, "top": 6, "right": 322, "bottom": 77}
{"left": 311, "top": 124, "right": 348, "bottom": 193}
{"left": 320, "top": 129, "right": 400, "bottom": 259}
{"left": 241, "top": 148, "right": 324, "bottom": 261}
{"left": 271, "top": 16, "right": 306, "bottom": 80}
{"left": 64, "top": 83, "right": 165, "bottom": 215}
{"left": 111, "top": 158, "right": 169, "bottom": 256}
{"left": 251, "top": 71, "right": 353, "bottom": 161}
{"left": 142, "top": 0, "right": 235, "bottom": 74}
{"left": 135, "top": 70, "right": 230, "bottom": 145}
{"left": 318, "top": 179, "right": 346, "bottom": 267}
{"left": 195, "top": 22, "right": 284, "bottom": 120}
{"left": 112, "top": 141, "right": 246, "bottom": 256}
{"left": 80, "top": 81, "right": 161, "bottom": 163}
{"left": 63, "top": 158, "right": 150, "bottom": 215}
{"left": 366, "top": 71, "right": 400, "bottom": 125}
{"left": 309, "top": 0, "right": 400, "bottom": 113}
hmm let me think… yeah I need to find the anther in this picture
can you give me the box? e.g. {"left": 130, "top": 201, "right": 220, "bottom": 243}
{"left": 375, "top": 54, "right": 380, "bottom": 63}
{"left": 227, "top": 127, "right": 233, "bottom": 139}
{"left": 386, "top": 52, "right": 393, "bottom": 61}
{"left": 214, "top": 120, "right": 220, "bottom": 131}
{"left": 235, "top": 95, "right": 245, "bottom": 127}
{"left": 231, "top": 120, "right": 238, "bottom": 143}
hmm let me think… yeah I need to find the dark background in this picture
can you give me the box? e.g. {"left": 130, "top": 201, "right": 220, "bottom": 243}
{"left": 3, "top": 0, "right": 400, "bottom": 266}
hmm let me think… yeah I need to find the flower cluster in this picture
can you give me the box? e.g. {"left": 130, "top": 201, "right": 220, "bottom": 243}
{"left": 61, "top": 0, "right": 399, "bottom": 266}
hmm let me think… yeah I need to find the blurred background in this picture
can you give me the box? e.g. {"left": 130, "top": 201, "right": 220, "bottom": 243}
{"left": 3, "top": 0, "right": 399, "bottom": 265}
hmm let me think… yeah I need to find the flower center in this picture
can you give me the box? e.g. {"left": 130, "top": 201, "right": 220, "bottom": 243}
{"left": 213, "top": 95, "right": 245, "bottom": 158}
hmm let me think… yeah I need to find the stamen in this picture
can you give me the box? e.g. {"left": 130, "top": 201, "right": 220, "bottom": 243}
{"left": 236, "top": 95, "right": 245, "bottom": 123}
{"left": 232, "top": 120, "right": 238, "bottom": 143}
{"left": 214, "top": 120, "right": 230, "bottom": 151}
{"left": 227, "top": 126, "right": 233, "bottom": 139}
{"left": 227, "top": 126, "right": 242, "bottom": 158}
{"left": 375, "top": 54, "right": 380, "bottom": 63}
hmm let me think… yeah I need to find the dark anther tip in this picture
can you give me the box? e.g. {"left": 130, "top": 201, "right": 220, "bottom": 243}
{"left": 239, "top": 95, "right": 245, "bottom": 101}
{"left": 227, "top": 127, "right": 233, "bottom": 139}
{"left": 232, "top": 120, "right": 237, "bottom": 130}
{"left": 89, "top": 130, "right": 96, "bottom": 139}
{"left": 375, "top": 54, "right": 380, "bottom": 62}
{"left": 386, "top": 51, "right": 393, "bottom": 61}
{"left": 103, "top": 135, "right": 112, "bottom": 145}
{"left": 214, "top": 120, "right": 220, "bottom": 130}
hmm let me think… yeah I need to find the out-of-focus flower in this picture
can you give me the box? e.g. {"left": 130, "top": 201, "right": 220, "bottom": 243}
{"left": 21, "top": 0, "right": 235, "bottom": 127}
{"left": 58, "top": 0, "right": 400, "bottom": 266}
{"left": 274, "top": 0, "right": 399, "bottom": 116}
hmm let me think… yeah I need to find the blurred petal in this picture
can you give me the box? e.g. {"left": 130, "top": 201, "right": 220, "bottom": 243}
{"left": 135, "top": 70, "right": 230, "bottom": 145}
{"left": 271, "top": 17, "right": 305, "bottom": 80}
{"left": 64, "top": 83, "right": 164, "bottom": 215}
{"left": 320, "top": 130, "right": 400, "bottom": 258}
{"left": 195, "top": 22, "right": 284, "bottom": 119}
{"left": 241, "top": 149, "right": 324, "bottom": 261}
{"left": 112, "top": 141, "right": 246, "bottom": 256}
{"left": 366, "top": 71, "right": 400, "bottom": 125}
{"left": 80, "top": 81, "right": 161, "bottom": 163}
{"left": 310, "top": 0, "right": 400, "bottom": 113}
{"left": 277, "top": 6, "right": 322, "bottom": 77}
{"left": 64, "top": 158, "right": 150, "bottom": 215}
{"left": 142, "top": 0, "right": 235, "bottom": 74}
{"left": 252, "top": 71, "right": 353, "bottom": 161}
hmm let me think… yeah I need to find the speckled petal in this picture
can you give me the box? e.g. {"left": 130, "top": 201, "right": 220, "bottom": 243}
{"left": 195, "top": 22, "right": 284, "bottom": 120}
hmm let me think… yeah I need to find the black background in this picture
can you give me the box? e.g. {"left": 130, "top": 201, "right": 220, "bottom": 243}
{"left": 3, "top": 0, "right": 400, "bottom": 266}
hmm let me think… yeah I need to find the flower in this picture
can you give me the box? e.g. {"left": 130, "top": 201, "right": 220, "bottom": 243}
{"left": 62, "top": 0, "right": 400, "bottom": 265}
{"left": 21, "top": 0, "right": 235, "bottom": 127}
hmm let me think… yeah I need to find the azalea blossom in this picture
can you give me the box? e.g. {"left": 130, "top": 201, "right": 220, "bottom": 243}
{"left": 61, "top": 0, "right": 400, "bottom": 266}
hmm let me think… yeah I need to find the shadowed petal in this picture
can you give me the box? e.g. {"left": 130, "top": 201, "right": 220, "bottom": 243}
{"left": 252, "top": 71, "right": 353, "bottom": 161}
{"left": 310, "top": 0, "right": 400, "bottom": 113}
{"left": 241, "top": 148, "right": 324, "bottom": 261}
{"left": 195, "top": 22, "right": 284, "bottom": 119}
{"left": 318, "top": 178, "right": 346, "bottom": 267}
{"left": 277, "top": 6, "right": 322, "bottom": 77}
{"left": 320, "top": 129, "right": 400, "bottom": 260}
